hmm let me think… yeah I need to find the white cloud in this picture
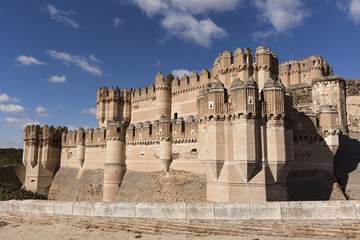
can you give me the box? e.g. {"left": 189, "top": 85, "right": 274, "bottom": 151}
{"left": 82, "top": 108, "right": 97, "bottom": 115}
{"left": 46, "top": 4, "right": 80, "bottom": 29}
{"left": 155, "top": 61, "right": 162, "bottom": 67}
{"left": 47, "top": 75, "right": 66, "bottom": 83}
{"left": 36, "top": 106, "right": 50, "bottom": 117}
{"left": 15, "top": 55, "right": 46, "bottom": 66}
{"left": 47, "top": 50, "right": 103, "bottom": 76}
{"left": 68, "top": 125, "right": 91, "bottom": 131}
{"left": 0, "top": 104, "right": 25, "bottom": 114}
{"left": 0, "top": 134, "right": 23, "bottom": 148}
{"left": 350, "top": 0, "right": 360, "bottom": 24}
{"left": 0, "top": 93, "right": 19, "bottom": 103}
{"left": 172, "top": 69, "right": 193, "bottom": 78}
{"left": 160, "top": 13, "right": 227, "bottom": 48}
{"left": 252, "top": 0, "right": 310, "bottom": 40}
{"left": 126, "top": 0, "right": 242, "bottom": 47}
{"left": 114, "top": 17, "right": 124, "bottom": 27}
{"left": 3, "top": 117, "right": 40, "bottom": 130}
{"left": 337, "top": 0, "right": 360, "bottom": 25}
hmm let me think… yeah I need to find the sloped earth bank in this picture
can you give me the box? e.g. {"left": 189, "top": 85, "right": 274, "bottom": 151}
{"left": 48, "top": 167, "right": 207, "bottom": 202}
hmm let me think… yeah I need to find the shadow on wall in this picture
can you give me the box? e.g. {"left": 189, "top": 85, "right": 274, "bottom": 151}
{"left": 286, "top": 109, "right": 344, "bottom": 201}
{"left": 0, "top": 165, "right": 25, "bottom": 187}
{"left": 333, "top": 134, "right": 360, "bottom": 200}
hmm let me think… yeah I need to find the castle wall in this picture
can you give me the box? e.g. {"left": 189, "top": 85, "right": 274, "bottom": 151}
{"left": 131, "top": 90, "right": 157, "bottom": 124}
{"left": 346, "top": 79, "right": 360, "bottom": 140}
{"left": 312, "top": 77, "right": 347, "bottom": 133}
{"left": 288, "top": 84, "right": 312, "bottom": 111}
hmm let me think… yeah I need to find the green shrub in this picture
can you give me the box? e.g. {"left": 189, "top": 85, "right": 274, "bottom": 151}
{"left": 0, "top": 183, "right": 47, "bottom": 201}
{"left": 0, "top": 148, "right": 23, "bottom": 167}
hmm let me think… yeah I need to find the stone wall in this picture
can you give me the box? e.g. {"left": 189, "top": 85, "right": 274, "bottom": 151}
{"left": 346, "top": 79, "right": 360, "bottom": 140}
{"left": 2, "top": 200, "right": 360, "bottom": 238}
{"left": 0, "top": 165, "right": 25, "bottom": 186}
{"left": 288, "top": 83, "right": 312, "bottom": 111}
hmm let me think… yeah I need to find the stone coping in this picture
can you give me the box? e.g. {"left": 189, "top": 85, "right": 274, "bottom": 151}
{"left": 0, "top": 200, "right": 359, "bottom": 221}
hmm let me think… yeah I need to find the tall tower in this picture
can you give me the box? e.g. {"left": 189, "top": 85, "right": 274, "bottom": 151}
{"left": 263, "top": 78, "right": 294, "bottom": 200}
{"left": 158, "top": 115, "right": 172, "bottom": 171}
{"left": 255, "top": 46, "right": 279, "bottom": 90}
{"left": 103, "top": 121, "right": 127, "bottom": 202}
{"left": 155, "top": 73, "right": 172, "bottom": 120}
{"left": 23, "top": 125, "right": 65, "bottom": 194}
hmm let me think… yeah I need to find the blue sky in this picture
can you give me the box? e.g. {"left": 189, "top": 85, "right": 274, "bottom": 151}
{"left": 0, "top": 0, "right": 359, "bottom": 148}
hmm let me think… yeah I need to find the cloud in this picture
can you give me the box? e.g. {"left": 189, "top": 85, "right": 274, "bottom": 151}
{"left": 3, "top": 117, "right": 40, "bottom": 130}
{"left": 114, "top": 17, "right": 124, "bottom": 27}
{"left": 36, "top": 106, "right": 50, "bottom": 117}
{"left": 0, "top": 93, "right": 19, "bottom": 103}
{"left": 0, "top": 134, "right": 23, "bottom": 148}
{"left": 125, "top": 0, "right": 242, "bottom": 47}
{"left": 155, "top": 61, "right": 162, "bottom": 67}
{"left": 252, "top": 0, "right": 310, "bottom": 40}
{"left": 47, "top": 75, "right": 66, "bottom": 83}
{"left": 46, "top": 4, "right": 80, "bottom": 29}
{"left": 172, "top": 69, "right": 193, "bottom": 78}
{"left": 337, "top": 0, "right": 360, "bottom": 25}
{"left": 68, "top": 125, "right": 91, "bottom": 131}
{"left": 82, "top": 108, "right": 97, "bottom": 116}
{"left": 160, "top": 13, "right": 227, "bottom": 48}
{"left": 47, "top": 50, "right": 103, "bottom": 76}
{"left": 15, "top": 55, "right": 46, "bottom": 66}
{"left": 0, "top": 104, "right": 26, "bottom": 114}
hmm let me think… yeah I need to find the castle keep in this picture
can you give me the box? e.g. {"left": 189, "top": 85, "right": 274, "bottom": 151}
{"left": 22, "top": 46, "right": 360, "bottom": 202}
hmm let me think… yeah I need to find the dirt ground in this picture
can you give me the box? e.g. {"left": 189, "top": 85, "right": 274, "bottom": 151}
{"left": 49, "top": 168, "right": 207, "bottom": 203}
{"left": 0, "top": 221, "right": 313, "bottom": 240}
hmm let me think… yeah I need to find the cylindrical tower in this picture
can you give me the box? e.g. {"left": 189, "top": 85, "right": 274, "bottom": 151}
{"left": 76, "top": 127, "right": 86, "bottom": 168}
{"left": 155, "top": 72, "right": 172, "bottom": 119}
{"left": 290, "top": 62, "right": 301, "bottom": 85}
{"left": 103, "top": 121, "right": 127, "bottom": 202}
{"left": 279, "top": 63, "right": 291, "bottom": 88}
{"left": 158, "top": 115, "right": 172, "bottom": 171}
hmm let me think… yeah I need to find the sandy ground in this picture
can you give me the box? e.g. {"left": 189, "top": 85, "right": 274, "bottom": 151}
{"left": 0, "top": 221, "right": 313, "bottom": 240}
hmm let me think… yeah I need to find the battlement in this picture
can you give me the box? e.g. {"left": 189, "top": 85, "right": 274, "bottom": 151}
{"left": 96, "top": 86, "right": 133, "bottom": 104}
{"left": 24, "top": 124, "right": 66, "bottom": 142}
{"left": 125, "top": 116, "right": 198, "bottom": 144}
{"left": 171, "top": 70, "right": 209, "bottom": 94}
{"left": 132, "top": 83, "right": 155, "bottom": 102}
{"left": 62, "top": 127, "right": 107, "bottom": 147}
{"left": 279, "top": 55, "right": 333, "bottom": 87}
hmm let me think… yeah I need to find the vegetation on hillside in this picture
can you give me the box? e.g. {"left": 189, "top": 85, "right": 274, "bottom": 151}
{"left": 0, "top": 183, "right": 47, "bottom": 201}
{"left": 0, "top": 148, "right": 23, "bottom": 167}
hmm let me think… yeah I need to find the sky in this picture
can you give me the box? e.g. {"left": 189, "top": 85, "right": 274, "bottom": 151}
{"left": 0, "top": 0, "right": 360, "bottom": 148}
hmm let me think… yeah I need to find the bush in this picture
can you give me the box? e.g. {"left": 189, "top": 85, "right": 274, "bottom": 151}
{"left": 0, "top": 148, "right": 23, "bottom": 167}
{"left": 0, "top": 183, "right": 47, "bottom": 201}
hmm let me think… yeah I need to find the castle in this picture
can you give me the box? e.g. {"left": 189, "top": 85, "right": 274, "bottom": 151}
{"left": 22, "top": 46, "right": 360, "bottom": 202}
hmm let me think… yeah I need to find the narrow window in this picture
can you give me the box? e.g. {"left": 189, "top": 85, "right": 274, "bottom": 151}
{"left": 174, "top": 112, "right": 178, "bottom": 119}
{"left": 191, "top": 129, "right": 194, "bottom": 135}
{"left": 298, "top": 123, "right": 303, "bottom": 131}
{"left": 209, "top": 101, "right": 214, "bottom": 109}
{"left": 303, "top": 64, "right": 306, "bottom": 69}
{"left": 248, "top": 96, "right": 254, "bottom": 105}
{"left": 313, "top": 61, "right": 316, "bottom": 66}
{"left": 243, "top": 56, "right": 247, "bottom": 63}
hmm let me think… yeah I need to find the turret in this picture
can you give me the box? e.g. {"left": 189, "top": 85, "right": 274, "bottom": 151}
{"left": 155, "top": 72, "right": 172, "bottom": 119}
{"left": 96, "top": 87, "right": 108, "bottom": 127}
{"left": 76, "top": 128, "right": 86, "bottom": 168}
{"left": 122, "top": 88, "right": 131, "bottom": 122}
{"left": 279, "top": 62, "right": 291, "bottom": 88}
{"left": 255, "top": 46, "right": 279, "bottom": 90}
{"left": 103, "top": 121, "right": 127, "bottom": 202}
{"left": 158, "top": 115, "right": 172, "bottom": 171}
{"left": 233, "top": 47, "right": 253, "bottom": 82}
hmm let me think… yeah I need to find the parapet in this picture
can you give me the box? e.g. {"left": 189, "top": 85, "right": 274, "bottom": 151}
{"left": 97, "top": 86, "right": 131, "bottom": 104}
{"left": 24, "top": 124, "right": 66, "bottom": 143}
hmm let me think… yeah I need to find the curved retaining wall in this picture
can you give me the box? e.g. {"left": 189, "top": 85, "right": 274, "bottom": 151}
{"left": 1, "top": 200, "right": 360, "bottom": 220}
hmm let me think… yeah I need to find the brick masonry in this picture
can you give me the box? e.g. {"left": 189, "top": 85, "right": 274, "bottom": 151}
{"left": 1, "top": 200, "right": 360, "bottom": 238}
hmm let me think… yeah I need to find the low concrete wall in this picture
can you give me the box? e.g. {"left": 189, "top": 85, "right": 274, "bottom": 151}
{"left": 1, "top": 200, "right": 360, "bottom": 221}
